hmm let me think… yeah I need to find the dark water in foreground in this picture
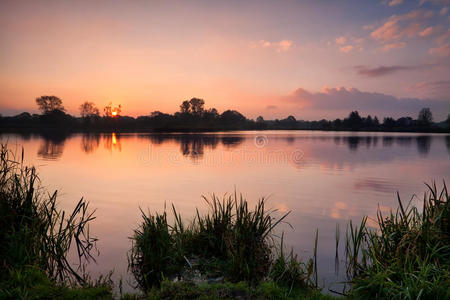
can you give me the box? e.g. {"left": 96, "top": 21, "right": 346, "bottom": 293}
{"left": 2, "top": 131, "right": 449, "bottom": 293}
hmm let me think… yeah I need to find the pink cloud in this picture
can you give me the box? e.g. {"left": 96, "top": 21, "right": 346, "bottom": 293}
{"left": 430, "top": 29, "right": 450, "bottom": 56}
{"left": 383, "top": 42, "right": 406, "bottom": 51}
{"left": 370, "top": 9, "right": 433, "bottom": 42}
{"left": 419, "top": 26, "right": 434, "bottom": 37}
{"left": 388, "top": 0, "right": 404, "bottom": 6}
{"left": 430, "top": 43, "right": 450, "bottom": 56}
{"left": 278, "top": 40, "right": 293, "bottom": 52}
{"left": 335, "top": 36, "right": 346, "bottom": 45}
{"left": 254, "top": 39, "right": 293, "bottom": 52}
{"left": 283, "top": 86, "right": 450, "bottom": 119}
{"left": 339, "top": 45, "right": 353, "bottom": 53}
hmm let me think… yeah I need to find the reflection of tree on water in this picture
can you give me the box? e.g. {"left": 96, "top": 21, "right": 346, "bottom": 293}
{"left": 446, "top": 136, "right": 450, "bottom": 155}
{"left": 104, "top": 132, "right": 122, "bottom": 152}
{"left": 81, "top": 134, "right": 100, "bottom": 153}
{"left": 37, "top": 134, "right": 66, "bottom": 160}
{"left": 416, "top": 136, "right": 431, "bottom": 156}
{"left": 137, "top": 134, "right": 243, "bottom": 160}
{"left": 179, "top": 135, "right": 220, "bottom": 160}
{"left": 221, "top": 136, "right": 243, "bottom": 148}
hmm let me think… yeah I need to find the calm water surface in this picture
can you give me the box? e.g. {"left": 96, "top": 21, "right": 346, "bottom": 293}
{"left": 2, "top": 131, "right": 449, "bottom": 292}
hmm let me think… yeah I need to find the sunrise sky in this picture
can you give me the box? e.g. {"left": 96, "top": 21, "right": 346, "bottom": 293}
{"left": 1, "top": 0, "right": 449, "bottom": 120}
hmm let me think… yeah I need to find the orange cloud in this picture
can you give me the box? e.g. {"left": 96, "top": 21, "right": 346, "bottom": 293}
{"left": 382, "top": 42, "right": 406, "bottom": 51}
{"left": 335, "top": 36, "right": 346, "bottom": 45}
{"left": 419, "top": 26, "right": 434, "bottom": 37}
{"left": 254, "top": 39, "right": 293, "bottom": 52}
{"left": 388, "top": 0, "right": 403, "bottom": 7}
{"left": 339, "top": 45, "right": 353, "bottom": 53}
{"left": 370, "top": 9, "right": 433, "bottom": 42}
{"left": 429, "top": 43, "right": 450, "bottom": 57}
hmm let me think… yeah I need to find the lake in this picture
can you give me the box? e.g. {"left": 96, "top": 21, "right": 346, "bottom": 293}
{"left": 2, "top": 131, "right": 449, "bottom": 293}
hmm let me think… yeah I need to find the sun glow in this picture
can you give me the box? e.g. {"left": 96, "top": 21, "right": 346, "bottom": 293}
{"left": 112, "top": 111, "right": 117, "bottom": 116}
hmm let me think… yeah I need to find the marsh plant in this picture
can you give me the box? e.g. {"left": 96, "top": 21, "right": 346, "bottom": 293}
{"left": 128, "top": 193, "right": 320, "bottom": 294}
{"left": 343, "top": 181, "right": 450, "bottom": 299}
{"left": 0, "top": 144, "right": 99, "bottom": 286}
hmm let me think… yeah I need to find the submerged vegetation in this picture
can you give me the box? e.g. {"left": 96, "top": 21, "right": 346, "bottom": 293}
{"left": 0, "top": 143, "right": 449, "bottom": 299}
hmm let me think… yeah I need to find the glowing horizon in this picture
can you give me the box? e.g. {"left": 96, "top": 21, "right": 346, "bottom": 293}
{"left": 0, "top": 0, "right": 449, "bottom": 120}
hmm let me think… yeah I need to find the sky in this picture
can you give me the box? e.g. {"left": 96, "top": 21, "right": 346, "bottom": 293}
{"left": 0, "top": 0, "right": 449, "bottom": 120}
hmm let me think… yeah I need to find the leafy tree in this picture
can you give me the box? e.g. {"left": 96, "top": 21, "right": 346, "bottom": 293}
{"left": 256, "top": 116, "right": 264, "bottom": 123}
{"left": 383, "top": 117, "right": 396, "bottom": 128}
{"left": 418, "top": 107, "right": 433, "bottom": 125}
{"left": 189, "top": 98, "right": 205, "bottom": 116}
{"left": 180, "top": 101, "right": 190, "bottom": 114}
{"left": 35, "top": 95, "right": 65, "bottom": 114}
{"left": 79, "top": 102, "right": 99, "bottom": 118}
{"left": 203, "top": 108, "right": 219, "bottom": 120}
{"left": 285, "top": 115, "right": 296, "bottom": 122}
{"left": 220, "top": 110, "right": 246, "bottom": 123}
{"left": 373, "top": 116, "right": 380, "bottom": 126}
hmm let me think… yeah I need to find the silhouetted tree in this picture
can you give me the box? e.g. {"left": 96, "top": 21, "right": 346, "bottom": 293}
{"left": 418, "top": 107, "right": 433, "bottom": 125}
{"left": 104, "top": 103, "right": 112, "bottom": 117}
{"left": 203, "top": 108, "right": 219, "bottom": 120}
{"left": 180, "top": 101, "right": 190, "bottom": 114}
{"left": 150, "top": 111, "right": 164, "bottom": 118}
{"left": 285, "top": 116, "right": 296, "bottom": 122}
{"left": 189, "top": 98, "right": 205, "bottom": 116}
{"left": 383, "top": 117, "right": 396, "bottom": 128}
{"left": 256, "top": 116, "right": 264, "bottom": 123}
{"left": 112, "top": 104, "right": 122, "bottom": 116}
{"left": 104, "top": 103, "right": 121, "bottom": 117}
{"left": 79, "top": 102, "right": 99, "bottom": 118}
{"left": 220, "top": 110, "right": 246, "bottom": 124}
{"left": 36, "top": 95, "right": 65, "bottom": 114}
{"left": 373, "top": 116, "right": 380, "bottom": 126}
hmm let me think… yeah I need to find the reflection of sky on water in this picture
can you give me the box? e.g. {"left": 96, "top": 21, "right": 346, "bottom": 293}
{"left": 1, "top": 131, "right": 449, "bottom": 293}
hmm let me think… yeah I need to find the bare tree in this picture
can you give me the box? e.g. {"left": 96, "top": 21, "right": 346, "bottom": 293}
{"left": 36, "top": 95, "right": 65, "bottom": 114}
{"left": 79, "top": 102, "right": 99, "bottom": 118}
{"left": 104, "top": 103, "right": 121, "bottom": 117}
{"left": 104, "top": 103, "right": 112, "bottom": 117}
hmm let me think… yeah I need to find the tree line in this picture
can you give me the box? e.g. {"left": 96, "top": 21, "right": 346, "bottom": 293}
{"left": 0, "top": 95, "right": 449, "bottom": 133}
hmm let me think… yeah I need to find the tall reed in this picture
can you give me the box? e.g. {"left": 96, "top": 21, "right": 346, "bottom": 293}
{"left": 128, "top": 192, "right": 302, "bottom": 292}
{"left": 344, "top": 181, "right": 450, "bottom": 299}
{"left": 0, "top": 144, "right": 97, "bottom": 285}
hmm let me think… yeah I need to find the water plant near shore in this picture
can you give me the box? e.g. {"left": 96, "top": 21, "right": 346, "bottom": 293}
{"left": 344, "top": 181, "right": 450, "bottom": 299}
{"left": 0, "top": 144, "right": 112, "bottom": 298}
{"left": 128, "top": 193, "right": 318, "bottom": 294}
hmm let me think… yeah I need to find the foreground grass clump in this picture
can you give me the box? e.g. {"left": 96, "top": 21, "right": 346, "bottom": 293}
{"left": 0, "top": 266, "right": 111, "bottom": 300}
{"left": 0, "top": 144, "right": 112, "bottom": 298}
{"left": 129, "top": 193, "right": 318, "bottom": 295}
{"left": 144, "top": 279, "right": 335, "bottom": 300}
{"left": 345, "top": 181, "right": 450, "bottom": 299}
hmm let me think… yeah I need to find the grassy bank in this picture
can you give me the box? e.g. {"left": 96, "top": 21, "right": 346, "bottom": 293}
{"left": 1, "top": 143, "right": 448, "bottom": 299}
